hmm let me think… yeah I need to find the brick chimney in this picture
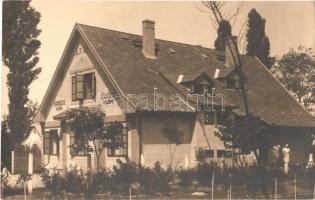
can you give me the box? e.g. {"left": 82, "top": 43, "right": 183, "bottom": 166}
{"left": 225, "top": 36, "right": 239, "bottom": 67}
{"left": 142, "top": 19, "right": 156, "bottom": 59}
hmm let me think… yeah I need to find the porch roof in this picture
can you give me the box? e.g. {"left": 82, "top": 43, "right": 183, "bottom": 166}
{"left": 53, "top": 106, "right": 104, "bottom": 120}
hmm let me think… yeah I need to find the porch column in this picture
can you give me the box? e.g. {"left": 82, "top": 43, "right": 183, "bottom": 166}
{"left": 90, "top": 141, "right": 96, "bottom": 170}
{"left": 65, "top": 133, "right": 71, "bottom": 168}
{"left": 59, "top": 136, "right": 64, "bottom": 168}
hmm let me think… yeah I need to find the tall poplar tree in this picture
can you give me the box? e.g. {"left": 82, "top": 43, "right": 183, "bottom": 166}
{"left": 214, "top": 20, "right": 232, "bottom": 51}
{"left": 2, "top": 1, "right": 42, "bottom": 144}
{"left": 246, "top": 9, "right": 274, "bottom": 68}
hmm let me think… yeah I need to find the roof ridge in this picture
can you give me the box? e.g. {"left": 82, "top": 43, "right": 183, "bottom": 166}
{"left": 77, "top": 23, "right": 219, "bottom": 52}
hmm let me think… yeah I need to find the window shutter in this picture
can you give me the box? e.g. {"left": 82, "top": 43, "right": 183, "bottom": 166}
{"left": 91, "top": 73, "right": 96, "bottom": 98}
{"left": 72, "top": 76, "right": 77, "bottom": 101}
{"left": 76, "top": 74, "right": 84, "bottom": 100}
{"left": 44, "top": 131, "right": 51, "bottom": 154}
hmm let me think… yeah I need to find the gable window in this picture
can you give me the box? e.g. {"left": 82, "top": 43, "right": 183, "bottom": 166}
{"left": 72, "top": 72, "right": 96, "bottom": 101}
{"left": 44, "top": 130, "right": 59, "bottom": 155}
{"left": 83, "top": 73, "right": 95, "bottom": 99}
{"left": 107, "top": 127, "right": 128, "bottom": 157}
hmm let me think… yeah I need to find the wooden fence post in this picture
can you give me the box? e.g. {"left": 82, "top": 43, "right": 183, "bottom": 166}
{"left": 27, "top": 152, "right": 33, "bottom": 194}
{"left": 211, "top": 172, "right": 214, "bottom": 200}
{"left": 294, "top": 175, "right": 297, "bottom": 200}
{"left": 275, "top": 178, "right": 277, "bottom": 200}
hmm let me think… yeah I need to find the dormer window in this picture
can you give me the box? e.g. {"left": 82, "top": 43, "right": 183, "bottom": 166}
{"left": 192, "top": 84, "right": 211, "bottom": 95}
{"left": 177, "top": 72, "right": 214, "bottom": 95}
{"left": 225, "top": 79, "right": 239, "bottom": 89}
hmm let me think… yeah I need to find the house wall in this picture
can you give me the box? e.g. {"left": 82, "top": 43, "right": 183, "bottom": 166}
{"left": 140, "top": 113, "right": 195, "bottom": 169}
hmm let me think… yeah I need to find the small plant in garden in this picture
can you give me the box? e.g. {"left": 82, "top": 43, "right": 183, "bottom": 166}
{"left": 176, "top": 168, "right": 196, "bottom": 186}
{"left": 111, "top": 159, "right": 138, "bottom": 194}
{"left": 195, "top": 162, "right": 219, "bottom": 186}
{"left": 138, "top": 162, "right": 171, "bottom": 195}
{"left": 39, "top": 166, "right": 66, "bottom": 199}
{"left": 88, "top": 168, "right": 112, "bottom": 194}
{"left": 139, "top": 166, "right": 156, "bottom": 194}
{"left": 17, "top": 174, "right": 32, "bottom": 200}
{"left": 64, "top": 167, "right": 85, "bottom": 194}
{"left": 151, "top": 161, "right": 171, "bottom": 194}
{"left": 161, "top": 119, "right": 183, "bottom": 179}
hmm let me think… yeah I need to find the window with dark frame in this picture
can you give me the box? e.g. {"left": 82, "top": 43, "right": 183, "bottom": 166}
{"left": 226, "top": 79, "right": 237, "bottom": 89}
{"left": 192, "top": 84, "right": 212, "bottom": 95}
{"left": 44, "top": 130, "right": 59, "bottom": 155}
{"left": 224, "top": 150, "right": 233, "bottom": 158}
{"left": 204, "top": 149, "right": 214, "bottom": 158}
{"left": 107, "top": 127, "right": 128, "bottom": 157}
{"left": 217, "top": 150, "right": 225, "bottom": 158}
{"left": 72, "top": 72, "right": 96, "bottom": 101}
{"left": 70, "top": 132, "right": 89, "bottom": 156}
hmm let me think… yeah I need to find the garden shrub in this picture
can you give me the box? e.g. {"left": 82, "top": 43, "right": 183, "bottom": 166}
{"left": 138, "top": 162, "right": 171, "bottom": 194}
{"left": 111, "top": 159, "right": 138, "bottom": 194}
{"left": 195, "top": 162, "right": 218, "bottom": 186}
{"left": 138, "top": 166, "right": 156, "bottom": 194}
{"left": 89, "top": 168, "right": 112, "bottom": 193}
{"left": 151, "top": 161, "right": 171, "bottom": 194}
{"left": 176, "top": 167, "right": 195, "bottom": 186}
{"left": 64, "top": 167, "right": 85, "bottom": 194}
{"left": 39, "top": 166, "right": 66, "bottom": 199}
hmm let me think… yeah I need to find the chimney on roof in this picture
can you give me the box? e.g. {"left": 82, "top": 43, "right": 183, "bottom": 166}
{"left": 225, "top": 36, "right": 240, "bottom": 67}
{"left": 142, "top": 19, "right": 156, "bottom": 59}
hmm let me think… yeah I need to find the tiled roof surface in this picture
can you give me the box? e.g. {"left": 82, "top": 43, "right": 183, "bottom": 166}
{"left": 77, "top": 24, "right": 314, "bottom": 127}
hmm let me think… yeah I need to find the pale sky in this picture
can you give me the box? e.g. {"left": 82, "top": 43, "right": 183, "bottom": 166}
{"left": 1, "top": 1, "right": 315, "bottom": 115}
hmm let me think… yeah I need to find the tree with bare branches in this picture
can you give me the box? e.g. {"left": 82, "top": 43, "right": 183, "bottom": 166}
{"left": 202, "top": 2, "right": 271, "bottom": 198}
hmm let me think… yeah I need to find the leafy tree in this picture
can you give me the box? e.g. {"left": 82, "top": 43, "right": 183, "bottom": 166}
{"left": 215, "top": 112, "right": 272, "bottom": 198}
{"left": 214, "top": 20, "right": 232, "bottom": 51}
{"left": 160, "top": 119, "right": 183, "bottom": 178}
{"left": 246, "top": 9, "right": 274, "bottom": 68}
{"left": 66, "top": 108, "right": 124, "bottom": 171}
{"left": 273, "top": 46, "right": 315, "bottom": 114}
{"left": 2, "top": 1, "right": 42, "bottom": 144}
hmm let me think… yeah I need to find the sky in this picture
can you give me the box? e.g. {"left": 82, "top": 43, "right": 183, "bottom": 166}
{"left": 1, "top": 1, "right": 315, "bottom": 115}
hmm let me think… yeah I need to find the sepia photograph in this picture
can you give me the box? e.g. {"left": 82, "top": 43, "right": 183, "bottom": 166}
{"left": 1, "top": 1, "right": 315, "bottom": 199}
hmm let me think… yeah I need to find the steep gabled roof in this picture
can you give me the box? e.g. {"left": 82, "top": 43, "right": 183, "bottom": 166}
{"left": 216, "top": 67, "right": 235, "bottom": 79}
{"left": 36, "top": 23, "right": 315, "bottom": 128}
